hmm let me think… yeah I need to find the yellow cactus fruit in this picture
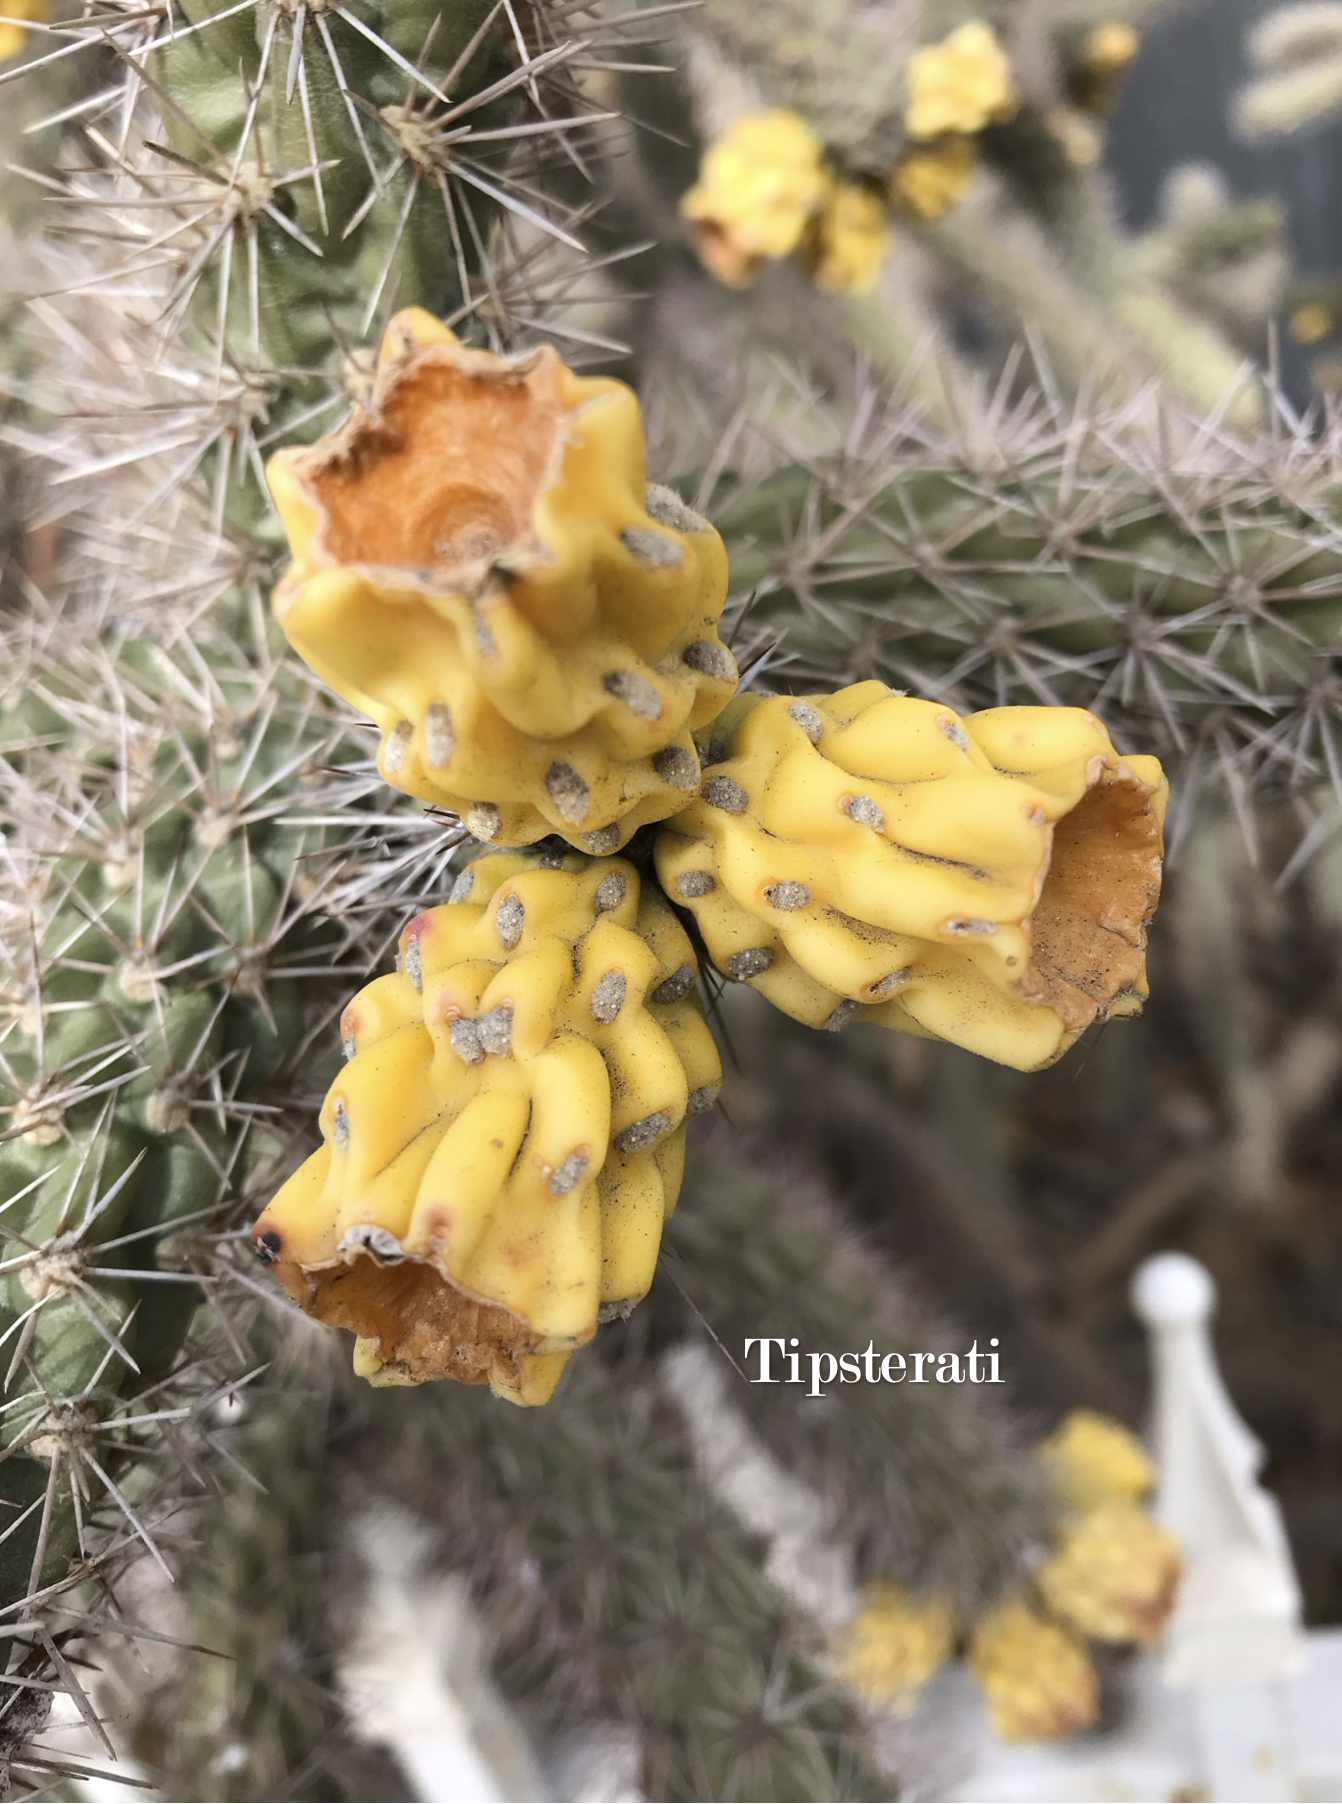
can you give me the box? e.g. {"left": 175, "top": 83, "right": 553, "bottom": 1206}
{"left": 655, "top": 684, "right": 1167, "bottom": 1072}
{"left": 267, "top": 308, "right": 736, "bottom": 852}
{"left": 891, "top": 134, "right": 979, "bottom": 221}
{"left": 831, "top": 1583, "right": 956, "bottom": 1714}
{"left": 1037, "top": 1501, "right": 1181, "bottom": 1645}
{"left": 905, "top": 22, "right": 1019, "bottom": 142}
{"left": 0, "top": 0, "right": 47, "bottom": 64}
{"left": 805, "top": 183, "right": 893, "bottom": 295}
{"left": 252, "top": 851, "right": 721, "bottom": 1405}
{"left": 1039, "top": 1408, "right": 1156, "bottom": 1513}
{"left": 1070, "top": 22, "right": 1140, "bottom": 117}
{"left": 681, "top": 109, "right": 831, "bottom": 287}
{"left": 1083, "top": 21, "right": 1140, "bottom": 77}
{"left": 968, "top": 1597, "right": 1100, "bottom": 1742}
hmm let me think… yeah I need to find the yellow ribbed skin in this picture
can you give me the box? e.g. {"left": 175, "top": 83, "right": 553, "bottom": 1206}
{"left": 1037, "top": 1501, "right": 1181, "bottom": 1644}
{"left": 252, "top": 852, "right": 721, "bottom": 1405}
{"left": 1038, "top": 1408, "right": 1157, "bottom": 1513}
{"left": 831, "top": 1584, "right": 956, "bottom": 1715}
{"left": 655, "top": 683, "right": 1167, "bottom": 1072}
{"left": 968, "top": 1598, "right": 1099, "bottom": 1742}
{"left": 266, "top": 308, "right": 736, "bottom": 852}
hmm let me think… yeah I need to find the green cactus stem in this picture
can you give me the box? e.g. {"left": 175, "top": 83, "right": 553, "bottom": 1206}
{"left": 707, "top": 387, "right": 1342, "bottom": 826}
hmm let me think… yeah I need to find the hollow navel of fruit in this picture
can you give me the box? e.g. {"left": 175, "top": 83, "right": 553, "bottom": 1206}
{"left": 251, "top": 852, "right": 720, "bottom": 1405}
{"left": 654, "top": 683, "right": 1167, "bottom": 1072}
{"left": 266, "top": 308, "right": 736, "bottom": 853}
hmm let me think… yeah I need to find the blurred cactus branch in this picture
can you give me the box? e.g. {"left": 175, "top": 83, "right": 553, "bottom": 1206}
{"left": 659, "top": 0, "right": 1261, "bottom": 422}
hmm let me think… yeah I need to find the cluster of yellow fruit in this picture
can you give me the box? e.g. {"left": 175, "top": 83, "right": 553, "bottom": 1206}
{"left": 833, "top": 1411, "right": 1181, "bottom": 1740}
{"left": 256, "top": 307, "right": 1166, "bottom": 1402}
{"left": 680, "top": 18, "right": 1142, "bottom": 293}
{"left": 680, "top": 22, "right": 1015, "bottom": 294}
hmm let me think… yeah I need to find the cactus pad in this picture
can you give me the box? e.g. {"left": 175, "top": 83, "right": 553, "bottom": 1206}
{"left": 253, "top": 850, "right": 720, "bottom": 1405}
{"left": 267, "top": 308, "right": 736, "bottom": 852}
{"left": 656, "top": 682, "right": 1167, "bottom": 1071}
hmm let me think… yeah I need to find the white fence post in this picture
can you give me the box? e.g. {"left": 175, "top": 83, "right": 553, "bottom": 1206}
{"left": 1132, "top": 1252, "right": 1307, "bottom": 1803}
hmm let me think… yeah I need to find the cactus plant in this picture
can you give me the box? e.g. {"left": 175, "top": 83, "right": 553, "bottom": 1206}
{"left": 0, "top": 0, "right": 623, "bottom": 1740}
{"left": 4, "top": 0, "right": 1334, "bottom": 1795}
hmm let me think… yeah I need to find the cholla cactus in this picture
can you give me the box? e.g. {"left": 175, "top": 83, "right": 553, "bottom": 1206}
{"left": 827, "top": 1405, "right": 1176, "bottom": 1739}
{"left": 708, "top": 388, "right": 1342, "bottom": 838}
{"left": 2, "top": 0, "right": 1322, "bottom": 1794}
{"left": 661, "top": 0, "right": 1250, "bottom": 414}
{"left": 246, "top": 313, "right": 1167, "bottom": 1397}
{"left": 0, "top": 0, "right": 630, "bottom": 1758}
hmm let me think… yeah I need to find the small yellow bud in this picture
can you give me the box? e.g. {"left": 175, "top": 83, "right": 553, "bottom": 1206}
{"left": 681, "top": 109, "right": 831, "bottom": 286}
{"left": 806, "top": 183, "right": 892, "bottom": 295}
{"left": 1291, "top": 301, "right": 1334, "bottom": 344}
{"left": 905, "top": 22, "right": 1019, "bottom": 142}
{"left": 891, "top": 133, "right": 979, "bottom": 220}
{"left": 1037, "top": 1501, "right": 1181, "bottom": 1644}
{"left": 1084, "top": 21, "right": 1140, "bottom": 76}
{"left": 1038, "top": 1409, "right": 1155, "bottom": 1513}
{"left": 832, "top": 1584, "right": 955, "bottom": 1713}
{"left": 969, "top": 1597, "right": 1099, "bottom": 1742}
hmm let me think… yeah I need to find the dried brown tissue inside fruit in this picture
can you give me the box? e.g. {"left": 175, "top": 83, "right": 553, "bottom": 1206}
{"left": 275, "top": 1246, "right": 543, "bottom": 1385}
{"left": 1022, "top": 770, "right": 1163, "bottom": 1031}
{"left": 298, "top": 354, "right": 568, "bottom": 576}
